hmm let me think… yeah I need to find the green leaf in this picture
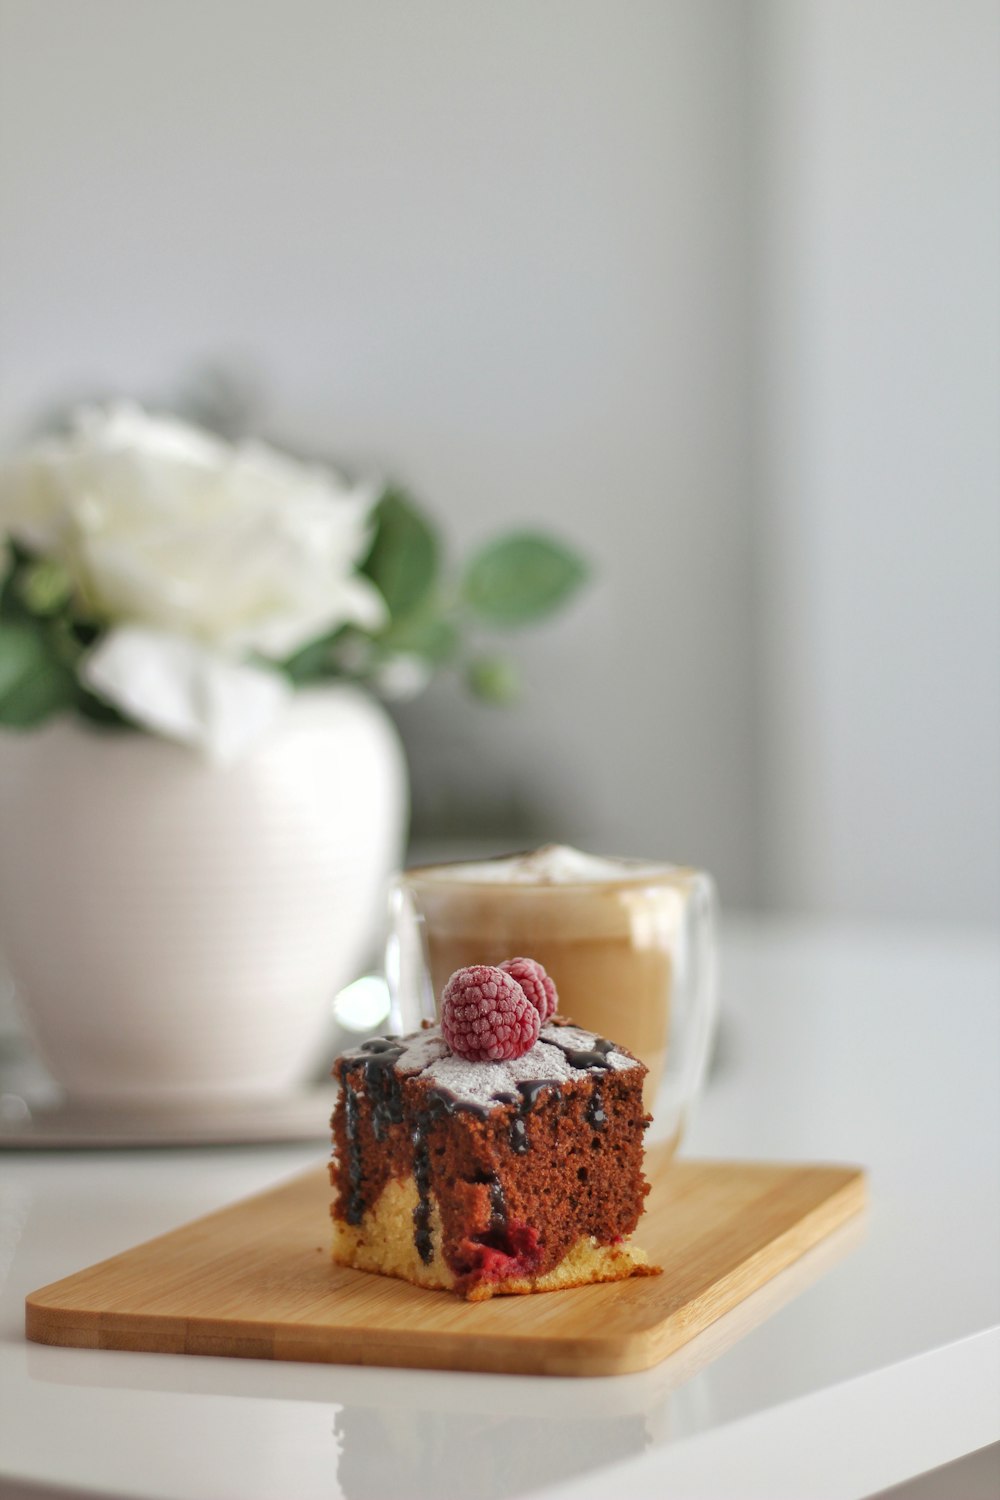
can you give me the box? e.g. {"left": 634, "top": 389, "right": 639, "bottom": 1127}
{"left": 381, "top": 607, "right": 459, "bottom": 665}
{"left": 17, "top": 558, "right": 73, "bottom": 616}
{"left": 75, "top": 688, "right": 136, "bottom": 731}
{"left": 280, "top": 630, "right": 342, "bottom": 686}
{"left": 465, "top": 654, "right": 520, "bottom": 706}
{"left": 0, "top": 553, "right": 32, "bottom": 624}
{"left": 0, "top": 622, "right": 77, "bottom": 728}
{"left": 462, "top": 533, "right": 588, "bottom": 627}
{"left": 361, "top": 488, "right": 440, "bottom": 621}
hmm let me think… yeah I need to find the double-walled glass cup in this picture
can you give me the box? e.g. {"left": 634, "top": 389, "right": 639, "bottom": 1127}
{"left": 387, "top": 850, "right": 718, "bottom": 1151}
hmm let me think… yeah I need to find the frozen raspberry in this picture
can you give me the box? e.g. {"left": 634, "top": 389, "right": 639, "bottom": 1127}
{"left": 441, "top": 965, "right": 540, "bottom": 1062}
{"left": 499, "top": 956, "right": 558, "bottom": 1022}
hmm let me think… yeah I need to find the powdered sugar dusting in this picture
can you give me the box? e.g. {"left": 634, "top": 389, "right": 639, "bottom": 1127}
{"left": 393, "top": 1028, "right": 451, "bottom": 1074}
{"left": 544, "top": 1025, "right": 639, "bottom": 1073}
{"left": 342, "top": 1019, "right": 638, "bottom": 1111}
{"left": 421, "top": 1038, "right": 575, "bottom": 1107}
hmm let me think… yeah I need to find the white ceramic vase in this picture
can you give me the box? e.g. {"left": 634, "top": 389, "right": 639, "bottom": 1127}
{"left": 0, "top": 686, "right": 407, "bottom": 1103}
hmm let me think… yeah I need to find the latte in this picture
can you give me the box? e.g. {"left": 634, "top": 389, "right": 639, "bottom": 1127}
{"left": 403, "top": 846, "right": 697, "bottom": 1114}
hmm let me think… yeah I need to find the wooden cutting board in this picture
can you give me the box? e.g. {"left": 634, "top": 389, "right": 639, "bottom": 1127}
{"left": 25, "top": 1149, "right": 865, "bottom": 1377}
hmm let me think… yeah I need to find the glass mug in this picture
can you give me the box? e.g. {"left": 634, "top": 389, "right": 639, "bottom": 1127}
{"left": 386, "top": 848, "right": 718, "bottom": 1151}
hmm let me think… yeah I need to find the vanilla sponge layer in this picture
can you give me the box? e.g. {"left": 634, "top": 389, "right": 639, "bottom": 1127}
{"left": 331, "top": 1175, "right": 655, "bottom": 1302}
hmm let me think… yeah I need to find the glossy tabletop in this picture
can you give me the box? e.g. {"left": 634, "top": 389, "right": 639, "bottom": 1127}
{"left": 1, "top": 918, "right": 998, "bottom": 1500}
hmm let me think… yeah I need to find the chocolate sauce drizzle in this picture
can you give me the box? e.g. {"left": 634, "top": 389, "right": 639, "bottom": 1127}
{"left": 503, "top": 1079, "right": 557, "bottom": 1153}
{"left": 342, "top": 1080, "right": 365, "bottom": 1225}
{"left": 424, "top": 1086, "right": 491, "bottom": 1120}
{"left": 408, "top": 1090, "right": 495, "bottom": 1262}
{"left": 586, "top": 1085, "right": 606, "bottom": 1130}
{"left": 411, "top": 1122, "right": 434, "bottom": 1264}
{"left": 516, "top": 1078, "right": 558, "bottom": 1109}
{"left": 407, "top": 1101, "right": 516, "bottom": 1261}
{"left": 339, "top": 1041, "right": 405, "bottom": 1224}
{"left": 356, "top": 1038, "right": 406, "bottom": 1140}
{"left": 548, "top": 1035, "right": 617, "bottom": 1071}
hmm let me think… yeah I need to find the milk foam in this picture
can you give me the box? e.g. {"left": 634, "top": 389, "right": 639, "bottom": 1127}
{"left": 414, "top": 844, "right": 672, "bottom": 886}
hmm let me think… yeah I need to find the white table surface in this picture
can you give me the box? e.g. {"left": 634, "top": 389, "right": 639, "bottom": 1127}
{"left": 1, "top": 917, "right": 998, "bottom": 1500}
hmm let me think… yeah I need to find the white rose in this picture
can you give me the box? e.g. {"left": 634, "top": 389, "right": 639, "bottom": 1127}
{"left": 0, "top": 404, "right": 387, "bottom": 760}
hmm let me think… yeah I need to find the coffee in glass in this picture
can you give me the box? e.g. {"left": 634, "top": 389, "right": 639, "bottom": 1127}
{"left": 387, "top": 845, "right": 717, "bottom": 1149}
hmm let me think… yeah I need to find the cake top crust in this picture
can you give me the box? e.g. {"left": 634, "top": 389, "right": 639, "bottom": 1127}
{"left": 339, "top": 1021, "right": 638, "bottom": 1112}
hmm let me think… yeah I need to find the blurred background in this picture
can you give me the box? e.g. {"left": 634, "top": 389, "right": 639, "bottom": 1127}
{"left": 1, "top": 0, "right": 997, "bottom": 928}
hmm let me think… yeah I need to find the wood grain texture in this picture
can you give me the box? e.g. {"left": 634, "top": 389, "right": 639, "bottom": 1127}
{"left": 25, "top": 1149, "right": 866, "bottom": 1377}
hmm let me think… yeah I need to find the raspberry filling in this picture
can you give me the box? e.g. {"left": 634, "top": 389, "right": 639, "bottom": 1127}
{"left": 453, "top": 1220, "right": 544, "bottom": 1289}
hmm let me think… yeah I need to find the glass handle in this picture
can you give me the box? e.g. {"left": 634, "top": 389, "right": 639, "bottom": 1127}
{"left": 661, "top": 872, "right": 719, "bottom": 1145}
{"left": 385, "top": 877, "right": 436, "bottom": 1034}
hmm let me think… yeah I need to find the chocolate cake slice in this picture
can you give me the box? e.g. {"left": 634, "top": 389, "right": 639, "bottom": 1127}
{"left": 330, "top": 1017, "right": 658, "bottom": 1301}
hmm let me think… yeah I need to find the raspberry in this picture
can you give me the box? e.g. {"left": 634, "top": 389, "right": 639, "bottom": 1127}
{"left": 441, "top": 965, "right": 540, "bottom": 1061}
{"left": 499, "top": 956, "right": 558, "bottom": 1022}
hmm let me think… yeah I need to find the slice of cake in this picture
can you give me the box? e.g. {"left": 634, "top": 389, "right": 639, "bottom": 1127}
{"left": 330, "top": 957, "right": 659, "bottom": 1301}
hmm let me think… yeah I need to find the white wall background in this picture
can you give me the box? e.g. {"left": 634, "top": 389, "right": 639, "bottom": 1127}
{"left": 753, "top": 0, "right": 1000, "bottom": 923}
{"left": 0, "top": 0, "right": 996, "bottom": 924}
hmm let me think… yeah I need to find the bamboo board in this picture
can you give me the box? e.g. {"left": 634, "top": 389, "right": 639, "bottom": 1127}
{"left": 25, "top": 1149, "right": 866, "bottom": 1377}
